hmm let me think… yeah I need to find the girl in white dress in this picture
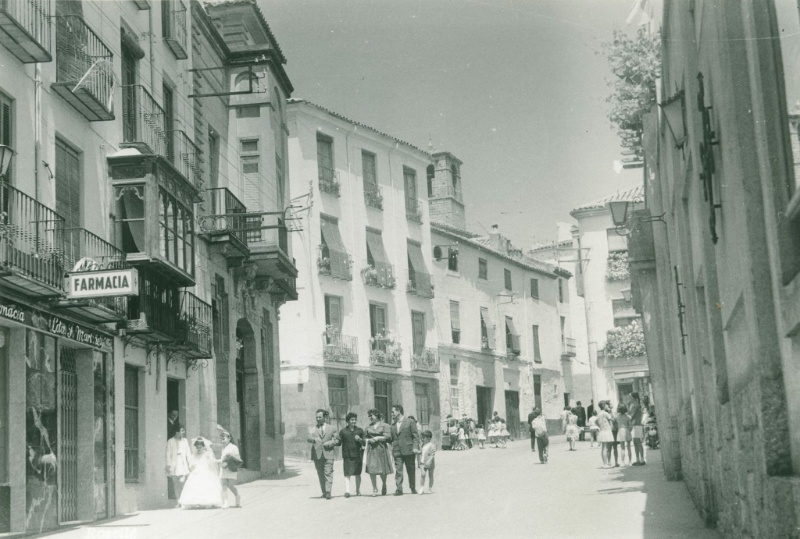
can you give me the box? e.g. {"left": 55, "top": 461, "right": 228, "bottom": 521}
{"left": 596, "top": 402, "right": 615, "bottom": 468}
{"left": 179, "top": 437, "right": 223, "bottom": 509}
{"left": 219, "top": 431, "right": 242, "bottom": 508}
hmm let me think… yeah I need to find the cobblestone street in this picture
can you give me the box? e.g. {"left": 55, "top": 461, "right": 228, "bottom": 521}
{"left": 52, "top": 437, "right": 717, "bottom": 539}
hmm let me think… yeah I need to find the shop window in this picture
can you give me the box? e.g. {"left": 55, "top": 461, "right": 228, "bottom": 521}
{"left": 124, "top": 365, "right": 140, "bottom": 482}
{"left": 328, "top": 375, "right": 348, "bottom": 431}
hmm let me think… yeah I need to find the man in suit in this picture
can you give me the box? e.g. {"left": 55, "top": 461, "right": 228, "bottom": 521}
{"left": 390, "top": 404, "right": 420, "bottom": 495}
{"left": 167, "top": 410, "right": 180, "bottom": 439}
{"left": 307, "top": 409, "right": 337, "bottom": 499}
{"left": 527, "top": 407, "right": 538, "bottom": 453}
{"left": 587, "top": 400, "right": 595, "bottom": 423}
{"left": 576, "top": 401, "right": 587, "bottom": 441}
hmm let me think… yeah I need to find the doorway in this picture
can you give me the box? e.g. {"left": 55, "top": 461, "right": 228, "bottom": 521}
{"left": 476, "top": 386, "right": 492, "bottom": 428}
{"left": 236, "top": 320, "right": 261, "bottom": 471}
{"left": 59, "top": 348, "right": 78, "bottom": 523}
{"left": 504, "top": 390, "right": 520, "bottom": 440}
{"left": 166, "top": 379, "right": 181, "bottom": 500}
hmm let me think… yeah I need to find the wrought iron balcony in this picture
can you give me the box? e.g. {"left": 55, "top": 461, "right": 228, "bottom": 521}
{"left": 406, "top": 269, "right": 434, "bottom": 298}
{"left": 163, "top": 130, "right": 203, "bottom": 191}
{"left": 322, "top": 331, "right": 358, "bottom": 364}
{"left": 561, "top": 337, "right": 576, "bottom": 357}
{"left": 412, "top": 347, "right": 439, "bottom": 373}
{"left": 163, "top": 0, "right": 188, "bottom": 60}
{"left": 0, "top": 181, "right": 65, "bottom": 297}
{"left": 52, "top": 15, "right": 114, "bottom": 121}
{"left": 318, "top": 244, "right": 352, "bottom": 280}
{"left": 406, "top": 199, "right": 423, "bottom": 223}
{"left": 121, "top": 85, "right": 165, "bottom": 155}
{"left": 178, "top": 290, "right": 212, "bottom": 357}
{"left": 199, "top": 188, "right": 248, "bottom": 264}
{"left": 361, "top": 261, "right": 395, "bottom": 289}
{"left": 369, "top": 336, "right": 402, "bottom": 368}
{"left": 364, "top": 182, "right": 383, "bottom": 209}
{"left": 0, "top": 0, "right": 51, "bottom": 63}
{"left": 319, "top": 166, "right": 340, "bottom": 196}
{"left": 126, "top": 269, "right": 181, "bottom": 341}
{"left": 54, "top": 228, "right": 128, "bottom": 322}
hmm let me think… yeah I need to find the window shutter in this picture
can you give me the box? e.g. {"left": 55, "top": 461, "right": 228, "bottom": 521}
{"left": 412, "top": 311, "right": 425, "bottom": 354}
{"left": 328, "top": 296, "right": 342, "bottom": 332}
{"left": 1, "top": 100, "right": 10, "bottom": 146}
{"left": 449, "top": 301, "right": 460, "bottom": 330}
{"left": 55, "top": 139, "right": 81, "bottom": 231}
{"left": 533, "top": 325, "right": 541, "bottom": 361}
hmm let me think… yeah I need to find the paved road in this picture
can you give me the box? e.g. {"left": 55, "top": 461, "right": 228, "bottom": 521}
{"left": 56, "top": 436, "right": 718, "bottom": 539}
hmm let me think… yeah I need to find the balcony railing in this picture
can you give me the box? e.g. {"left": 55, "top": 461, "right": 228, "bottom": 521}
{"left": 121, "top": 85, "right": 165, "bottom": 154}
{"left": 364, "top": 182, "right": 383, "bottom": 209}
{"left": 561, "top": 337, "right": 576, "bottom": 357}
{"left": 406, "top": 269, "right": 434, "bottom": 298}
{"left": 53, "top": 15, "right": 114, "bottom": 121}
{"left": 370, "top": 337, "right": 402, "bottom": 368}
{"left": 412, "top": 348, "right": 439, "bottom": 373}
{"left": 318, "top": 244, "right": 352, "bottom": 280}
{"left": 362, "top": 261, "right": 395, "bottom": 289}
{"left": 163, "top": 0, "right": 188, "bottom": 59}
{"left": 164, "top": 130, "right": 203, "bottom": 190}
{"left": 0, "top": 0, "right": 52, "bottom": 63}
{"left": 127, "top": 270, "right": 180, "bottom": 340}
{"left": 406, "top": 199, "right": 423, "bottom": 223}
{"left": 319, "top": 166, "right": 340, "bottom": 196}
{"left": 322, "top": 331, "right": 358, "bottom": 364}
{"left": 179, "top": 290, "right": 212, "bottom": 356}
{"left": 202, "top": 187, "right": 248, "bottom": 248}
{"left": 0, "top": 181, "right": 65, "bottom": 295}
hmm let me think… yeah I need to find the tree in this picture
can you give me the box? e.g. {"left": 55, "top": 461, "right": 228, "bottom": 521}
{"left": 601, "top": 27, "right": 661, "bottom": 157}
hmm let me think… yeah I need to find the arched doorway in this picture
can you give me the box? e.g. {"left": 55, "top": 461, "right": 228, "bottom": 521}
{"left": 235, "top": 320, "right": 261, "bottom": 470}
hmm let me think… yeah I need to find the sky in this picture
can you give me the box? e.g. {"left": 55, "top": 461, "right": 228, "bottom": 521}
{"left": 261, "top": 0, "right": 643, "bottom": 249}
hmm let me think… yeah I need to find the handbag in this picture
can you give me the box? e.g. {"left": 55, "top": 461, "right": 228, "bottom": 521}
{"left": 222, "top": 453, "right": 244, "bottom": 472}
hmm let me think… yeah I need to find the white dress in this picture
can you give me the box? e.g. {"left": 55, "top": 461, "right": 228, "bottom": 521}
{"left": 179, "top": 448, "right": 223, "bottom": 508}
{"left": 220, "top": 443, "right": 241, "bottom": 480}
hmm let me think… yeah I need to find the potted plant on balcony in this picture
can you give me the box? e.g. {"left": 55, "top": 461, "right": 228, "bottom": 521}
{"left": 605, "top": 319, "right": 646, "bottom": 359}
{"left": 317, "top": 254, "right": 331, "bottom": 275}
{"left": 362, "top": 265, "right": 378, "bottom": 286}
{"left": 606, "top": 251, "right": 630, "bottom": 281}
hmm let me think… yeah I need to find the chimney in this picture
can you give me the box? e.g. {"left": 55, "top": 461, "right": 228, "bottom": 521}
{"left": 489, "top": 224, "right": 504, "bottom": 252}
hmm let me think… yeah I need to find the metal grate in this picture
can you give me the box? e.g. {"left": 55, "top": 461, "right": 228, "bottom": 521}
{"left": 59, "top": 348, "right": 78, "bottom": 523}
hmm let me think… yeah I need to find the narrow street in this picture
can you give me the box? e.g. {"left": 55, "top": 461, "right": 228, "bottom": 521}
{"left": 55, "top": 437, "right": 716, "bottom": 539}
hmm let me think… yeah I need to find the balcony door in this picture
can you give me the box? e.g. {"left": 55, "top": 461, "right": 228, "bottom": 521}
{"left": 55, "top": 139, "right": 81, "bottom": 235}
{"left": 411, "top": 311, "right": 425, "bottom": 356}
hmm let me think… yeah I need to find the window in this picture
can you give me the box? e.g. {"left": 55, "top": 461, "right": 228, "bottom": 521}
{"left": 448, "top": 248, "right": 459, "bottom": 272}
{"left": 362, "top": 151, "right": 381, "bottom": 209}
{"left": 530, "top": 278, "right": 539, "bottom": 299}
{"left": 407, "top": 241, "right": 433, "bottom": 297}
{"left": 607, "top": 228, "right": 628, "bottom": 252}
{"left": 162, "top": 83, "right": 174, "bottom": 161}
{"left": 614, "top": 317, "right": 639, "bottom": 328}
{"left": 480, "top": 307, "right": 495, "bottom": 349}
{"left": 369, "top": 303, "right": 387, "bottom": 338}
{"left": 415, "top": 383, "right": 431, "bottom": 431}
{"left": 115, "top": 184, "right": 146, "bottom": 254}
{"left": 55, "top": 138, "right": 81, "bottom": 231}
{"left": 241, "top": 139, "right": 259, "bottom": 153}
{"left": 208, "top": 128, "right": 220, "bottom": 189}
{"left": 451, "top": 163, "right": 460, "bottom": 190}
{"left": 426, "top": 164, "right": 435, "bottom": 197}
{"left": 236, "top": 105, "right": 260, "bottom": 118}
{"left": 532, "top": 325, "right": 541, "bottom": 363}
{"left": 319, "top": 216, "right": 351, "bottom": 280}
{"left": 449, "top": 361, "right": 460, "bottom": 415}
{"left": 159, "top": 187, "right": 194, "bottom": 273}
{"left": 449, "top": 301, "right": 461, "bottom": 344}
{"left": 504, "top": 268, "right": 512, "bottom": 291}
{"left": 505, "top": 317, "right": 520, "bottom": 354}
{"left": 240, "top": 139, "right": 260, "bottom": 174}
{"left": 234, "top": 71, "right": 261, "bottom": 93}
{"left": 365, "top": 229, "right": 394, "bottom": 287}
{"left": 478, "top": 258, "right": 488, "bottom": 280}
{"left": 328, "top": 375, "right": 348, "bottom": 431}
{"left": 558, "top": 279, "right": 565, "bottom": 303}
{"left": 317, "top": 135, "right": 336, "bottom": 191}
{"left": 533, "top": 374, "right": 542, "bottom": 411}
{"left": 411, "top": 311, "right": 425, "bottom": 355}
{"left": 374, "top": 380, "right": 392, "bottom": 422}
{"left": 124, "top": 365, "right": 140, "bottom": 482}
{"left": 121, "top": 34, "right": 138, "bottom": 143}
{"left": 404, "top": 167, "right": 420, "bottom": 220}
{"left": 324, "top": 295, "right": 343, "bottom": 337}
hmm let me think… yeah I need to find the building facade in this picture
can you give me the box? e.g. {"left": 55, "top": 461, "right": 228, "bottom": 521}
{"left": 627, "top": 1, "right": 800, "bottom": 535}
{"left": 279, "top": 100, "right": 439, "bottom": 455}
{"left": 429, "top": 153, "right": 572, "bottom": 437}
{"left": 0, "top": 0, "right": 293, "bottom": 532}
{"left": 568, "top": 186, "right": 651, "bottom": 408}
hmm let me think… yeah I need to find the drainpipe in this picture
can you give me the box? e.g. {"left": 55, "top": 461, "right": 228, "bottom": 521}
{"left": 34, "top": 63, "right": 41, "bottom": 200}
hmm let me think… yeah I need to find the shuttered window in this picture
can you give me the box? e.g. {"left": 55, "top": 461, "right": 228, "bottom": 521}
{"left": 532, "top": 325, "right": 542, "bottom": 362}
{"left": 362, "top": 150, "right": 376, "bottom": 186}
{"left": 324, "top": 295, "right": 342, "bottom": 333}
{"left": 55, "top": 138, "right": 81, "bottom": 230}
{"left": 0, "top": 94, "right": 11, "bottom": 181}
{"left": 480, "top": 307, "right": 495, "bottom": 349}
{"left": 369, "top": 303, "right": 387, "bottom": 337}
{"left": 450, "top": 301, "right": 461, "bottom": 344}
{"left": 412, "top": 311, "right": 425, "bottom": 355}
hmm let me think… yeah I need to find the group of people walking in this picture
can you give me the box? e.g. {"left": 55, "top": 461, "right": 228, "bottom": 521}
{"left": 165, "top": 410, "right": 243, "bottom": 509}
{"left": 444, "top": 412, "right": 512, "bottom": 450}
{"left": 308, "top": 405, "right": 436, "bottom": 499}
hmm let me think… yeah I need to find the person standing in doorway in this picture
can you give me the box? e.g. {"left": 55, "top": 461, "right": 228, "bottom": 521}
{"left": 335, "top": 412, "right": 365, "bottom": 498}
{"left": 390, "top": 404, "right": 420, "bottom": 495}
{"left": 167, "top": 410, "right": 181, "bottom": 440}
{"left": 307, "top": 409, "right": 337, "bottom": 499}
{"left": 165, "top": 426, "right": 190, "bottom": 507}
{"left": 629, "top": 392, "right": 646, "bottom": 465}
{"left": 576, "top": 401, "right": 587, "bottom": 441}
{"left": 527, "top": 408, "right": 538, "bottom": 453}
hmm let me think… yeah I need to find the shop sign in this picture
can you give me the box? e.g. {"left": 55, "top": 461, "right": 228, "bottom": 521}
{"left": 0, "top": 298, "right": 112, "bottom": 349}
{"left": 66, "top": 268, "right": 139, "bottom": 299}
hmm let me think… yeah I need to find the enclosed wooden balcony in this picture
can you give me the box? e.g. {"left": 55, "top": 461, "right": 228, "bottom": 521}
{"left": 247, "top": 212, "right": 297, "bottom": 284}
{"left": 177, "top": 290, "right": 211, "bottom": 358}
{"left": 125, "top": 268, "right": 180, "bottom": 342}
{"left": 0, "top": 181, "right": 66, "bottom": 298}
{"left": 52, "top": 15, "right": 114, "bottom": 121}
{"left": 0, "top": 0, "right": 51, "bottom": 63}
{"left": 199, "top": 187, "right": 248, "bottom": 266}
{"left": 53, "top": 228, "right": 128, "bottom": 323}
{"left": 121, "top": 85, "right": 165, "bottom": 155}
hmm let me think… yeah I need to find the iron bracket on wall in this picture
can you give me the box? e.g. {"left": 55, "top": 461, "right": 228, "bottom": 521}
{"left": 697, "top": 72, "right": 722, "bottom": 244}
{"left": 674, "top": 266, "right": 689, "bottom": 354}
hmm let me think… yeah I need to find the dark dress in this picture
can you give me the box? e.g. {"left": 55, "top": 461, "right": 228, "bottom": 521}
{"left": 338, "top": 426, "right": 365, "bottom": 476}
{"left": 364, "top": 422, "right": 393, "bottom": 475}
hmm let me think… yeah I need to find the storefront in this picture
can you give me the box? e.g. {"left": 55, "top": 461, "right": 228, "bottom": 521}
{"left": 0, "top": 297, "right": 114, "bottom": 534}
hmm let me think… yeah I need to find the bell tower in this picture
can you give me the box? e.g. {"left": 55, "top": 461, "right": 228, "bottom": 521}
{"left": 428, "top": 151, "right": 466, "bottom": 230}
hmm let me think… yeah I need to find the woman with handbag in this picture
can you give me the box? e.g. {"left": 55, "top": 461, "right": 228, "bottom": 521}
{"left": 219, "top": 431, "right": 243, "bottom": 508}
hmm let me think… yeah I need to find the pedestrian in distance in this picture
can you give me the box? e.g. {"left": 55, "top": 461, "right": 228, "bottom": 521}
{"left": 418, "top": 430, "right": 436, "bottom": 494}
{"left": 498, "top": 418, "right": 509, "bottom": 448}
{"left": 527, "top": 407, "right": 538, "bottom": 454}
{"left": 336, "top": 412, "right": 365, "bottom": 498}
{"left": 531, "top": 408, "right": 549, "bottom": 464}
{"left": 565, "top": 409, "right": 580, "bottom": 451}
{"left": 610, "top": 402, "right": 620, "bottom": 467}
{"left": 219, "top": 430, "right": 242, "bottom": 508}
{"left": 390, "top": 404, "right": 420, "bottom": 495}
{"left": 596, "top": 401, "right": 616, "bottom": 469}
{"left": 179, "top": 437, "right": 223, "bottom": 509}
{"left": 616, "top": 403, "right": 632, "bottom": 466}
{"left": 560, "top": 406, "right": 570, "bottom": 434}
{"left": 576, "top": 401, "right": 587, "bottom": 441}
{"left": 364, "top": 409, "right": 393, "bottom": 496}
{"left": 165, "top": 425, "right": 191, "bottom": 507}
{"left": 629, "top": 392, "right": 646, "bottom": 466}
{"left": 587, "top": 400, "right": 595, "bottom": 423}
{"left": 588, "top": 411, "right": 599, "bottom": 448}
{"left": 307, "top": 409, "right": 337, "bottom": 499}
{"left": 475, "top": 424, "right": 487, "bottom": 449}
{"left": 456, "top": 422, "right": 467, "bottom": 450}
{"left": 488, "top": 420, "right": 499, "bottom": 448}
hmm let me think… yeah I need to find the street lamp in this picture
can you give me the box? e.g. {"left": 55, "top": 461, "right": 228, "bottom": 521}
{"left": 609, "top": 196, "right": 665, "bottom": 236}
{"left": 659, "top": 90, "right": 687, "bottom": 149}
{"left": 0, "top": 145, "right": 13, "bottom": 179}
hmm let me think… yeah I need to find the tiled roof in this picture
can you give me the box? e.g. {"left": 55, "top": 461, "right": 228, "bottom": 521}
{"left": 570, "top": 184, "right": 644, "bottom": 215}
{"left": 204, "top": 0, "right": 287, "bottom": 64}
{"left": 287, "top": 99, "right": 431, "bottom": 156}
{"left": 530, "top": 239, "right": 573, "bottom": 253}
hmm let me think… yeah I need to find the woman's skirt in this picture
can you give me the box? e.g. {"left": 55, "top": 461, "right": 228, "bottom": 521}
{"left": 365, "top": 443, "right": 393, "bottom": 476}
{"left": 565, "top": 425, "right": 580, "bottom": 440}
{"left": 179, "top": 467, "right": 222, "bottom": 508}
{"left": 597, "top": 429, "right": 615, "bottom": 443}
{"left": 343, "top": 456, "right": 363, "bottom": 476}
{"left": 617, "top": 427, "right": 632, "bottom": 442}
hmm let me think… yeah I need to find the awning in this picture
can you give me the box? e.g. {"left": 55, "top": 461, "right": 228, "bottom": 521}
{"left": 320, "top": 217, "right": 350, "bottom": 279}
{"left": 481, "top": 308, "right": 495, "bottom": 349}
{"left": 408, "top": 242, "right": 433, "bottom": 297}
{"left": 505, "top": 317, "right": 518, "bottom": 336}
{"left": 366, "top": 229, "right": 390, "bottom": 266}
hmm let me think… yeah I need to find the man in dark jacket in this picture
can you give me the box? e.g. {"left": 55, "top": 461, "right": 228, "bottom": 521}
{"left": 576, "top": 401, "right": 587, "bottom": 441}
{"left": 390, "top": 404, "right": 420, "bottom": 495}
{"left": 527, "top": 408, "right": 537, "bottom": 452}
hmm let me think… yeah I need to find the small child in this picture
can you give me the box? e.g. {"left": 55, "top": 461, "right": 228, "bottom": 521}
{"left": 616, "top": 404, "right": 632, "bottom": 465}
{"left": 488, "top": 420, "right": 498, "bottom": 447}
{"left": 588, "top": 411, "right": 600, "bottom": 448}
{"left": 498, "top": 419, "right": 509, "bottom": 448}
{"left": 457, "top": 424, "right": 467, "bottom": 450}
{"left": 565, "top": 410, "right": 580, "bottom": 451}
{"left": 418, "top": 430, "right": 436, "bottom": 493}
{"left": 475, "top": 424, "right": 487, "bottom": 449}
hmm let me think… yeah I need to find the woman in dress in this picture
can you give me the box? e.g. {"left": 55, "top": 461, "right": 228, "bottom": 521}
{"left": 335, "top": 412, "right": 365, "bottom": 498}
{"left": 364, "top": 408, "right": 393, "bottom": 496}
{"left": 616, "top": 403, "right": 632, "bottom": 466}
{"left": 596, "top": 401, "right": 616, "bottom": 468}
{"left": 165, "top": 426, "right": 191, "bottom": 506}
{"left": 179, "top": 437, "right": 223, "bottom": 509}
{"left": 219, "top": 431, "right": 242, "bottom": 508}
